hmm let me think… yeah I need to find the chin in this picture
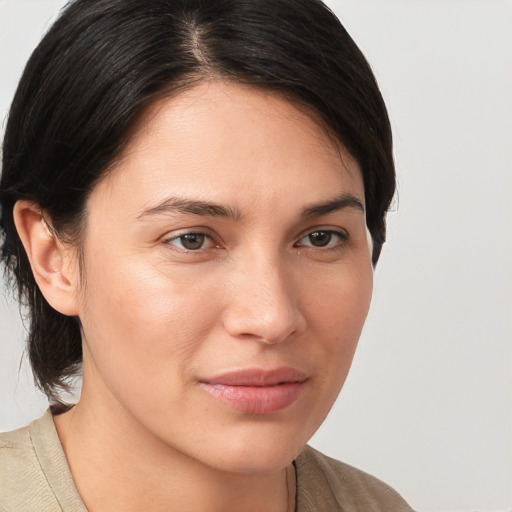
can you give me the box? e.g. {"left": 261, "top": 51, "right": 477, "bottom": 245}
{"left": 199, "top": 422, "right": 312, "bottom": 475}
{"left": 216, "top": 446, "right": 301, "bottom": 475}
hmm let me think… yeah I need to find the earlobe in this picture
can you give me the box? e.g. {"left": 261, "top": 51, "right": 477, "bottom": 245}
{"left": 13, "top": 200, "right": 79, "bottom": 316}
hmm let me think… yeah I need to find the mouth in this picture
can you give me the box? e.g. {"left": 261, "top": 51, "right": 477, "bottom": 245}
{"left": 199, "top": 367, "right": 308, "bottom": 414}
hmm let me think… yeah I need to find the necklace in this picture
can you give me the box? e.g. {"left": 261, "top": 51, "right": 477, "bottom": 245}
{"left": 286, "top": 463, "right": 297, "bottom": 512}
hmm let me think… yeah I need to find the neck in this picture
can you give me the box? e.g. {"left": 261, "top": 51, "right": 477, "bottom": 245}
{"left": 53, "top": 396, "right": 294, "bottom": 512}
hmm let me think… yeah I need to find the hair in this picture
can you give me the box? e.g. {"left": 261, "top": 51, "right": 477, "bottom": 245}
{"left": 0, "top": 0, "right": 395, "bottom": 401}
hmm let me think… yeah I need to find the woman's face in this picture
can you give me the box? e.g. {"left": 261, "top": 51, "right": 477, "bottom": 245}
{"left": 73, "top": 81, "right": 373, "bottom": 474}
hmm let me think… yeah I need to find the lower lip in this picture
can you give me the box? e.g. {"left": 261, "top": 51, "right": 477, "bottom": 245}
{"left": 200, "top": 381, "right": 305, "bottom": 414}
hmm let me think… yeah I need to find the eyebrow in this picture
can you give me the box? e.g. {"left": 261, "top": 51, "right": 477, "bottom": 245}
{"left": 137, "top": 196, "right": 242, "bottom": 221}
{"left": 137, "top": 193, "right": 364, "bottom": 222}
{"left": 301, "top": 194, "right": 365, "bottom": 218}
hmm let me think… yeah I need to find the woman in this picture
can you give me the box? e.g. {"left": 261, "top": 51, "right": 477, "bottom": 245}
{"left": 0, "top": 0, "right": 413, "bottom": 510}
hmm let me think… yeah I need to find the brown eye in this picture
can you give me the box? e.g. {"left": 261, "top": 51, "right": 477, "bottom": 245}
{"left": 167, "top": 232, "right": 212, "bottom": 251}
{"left": 179, "top": 233, "right": 206, "bottom": 250}
{"left": 296, "top": 229, "right": 347, "bottom": 249}
{"left": 308, "top": 231, "right": 332, "bottom": 247}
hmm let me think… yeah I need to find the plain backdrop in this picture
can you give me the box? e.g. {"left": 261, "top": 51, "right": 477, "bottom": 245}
{"left": 1, "top": 1, "right": 511, "bottom": 511}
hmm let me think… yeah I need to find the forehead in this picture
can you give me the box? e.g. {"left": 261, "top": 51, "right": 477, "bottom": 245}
{"left": 95, "top": 81, "right": 364, "bottom": 216}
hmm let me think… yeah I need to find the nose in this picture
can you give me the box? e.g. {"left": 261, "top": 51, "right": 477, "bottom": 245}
{"left": 221, "top": 254, "right": 306, "bottom": 345}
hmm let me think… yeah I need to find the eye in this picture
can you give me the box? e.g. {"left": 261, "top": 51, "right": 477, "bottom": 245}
{"left": 165, "top": 232, "right": 214, "bottom": 251}
{"left": 296, "top": 229, "right": 347, "bottom": 249}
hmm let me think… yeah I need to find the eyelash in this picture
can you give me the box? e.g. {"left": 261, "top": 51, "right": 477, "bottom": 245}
{"left": 164, "top": 231, "right": 217, "bottom": 252}
{"left": 163, "top": 228, "right": 348, "bottom": 253}
{"left": 294, "top": 229, "right": 348, "bottom": 250}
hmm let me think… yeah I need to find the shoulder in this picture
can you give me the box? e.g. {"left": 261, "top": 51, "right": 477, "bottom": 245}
{"left": 296, "top": 445, "right": 414, "bottom": 512}
{"left": 0, "top": 422, "right": 40, "bottom": 480}
{"left": 0, "top": 420, "right": 35, "bottom": 472}
{"left": 0, "top": 421, "right": 49, "bottom": 510}
{"left": 0, "top": 411, "right": 76, "bottom": 512}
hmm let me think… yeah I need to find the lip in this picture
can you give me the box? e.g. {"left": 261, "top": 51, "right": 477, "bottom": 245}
{"left": 199, "top": 367, "right": 308, "bottom": 414}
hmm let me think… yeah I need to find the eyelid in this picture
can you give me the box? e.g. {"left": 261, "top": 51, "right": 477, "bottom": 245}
{"left": 161, "top": 225, "right": 217, "bottom": 239}
{"left": 294, "top": 227, "right": 349, "bottom": 248}
{"left": 161, "top": 227, "right": 220, "bottom": 251}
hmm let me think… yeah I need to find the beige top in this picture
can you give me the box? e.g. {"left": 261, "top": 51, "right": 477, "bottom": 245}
{"left": 0, "top": 410, "right": 413, "bottom": 511}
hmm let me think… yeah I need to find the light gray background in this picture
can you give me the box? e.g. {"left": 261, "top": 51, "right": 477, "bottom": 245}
{"left": 1, "top": 1, "right": 511, "bottom": 511}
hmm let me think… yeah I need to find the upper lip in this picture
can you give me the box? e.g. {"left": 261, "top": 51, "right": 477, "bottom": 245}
{"left": 201, "top": 367, "right": 308, "bottom": 387}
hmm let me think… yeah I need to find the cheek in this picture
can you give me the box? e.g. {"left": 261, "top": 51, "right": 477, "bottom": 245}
{"left": 77, "top": 256, "right": 223, "bottom": 397}
{"left": 307, "top": 262, "right": 372, "bottom": 341}
{"left": 306, "top": 265, "right": 372, "bottom": 383}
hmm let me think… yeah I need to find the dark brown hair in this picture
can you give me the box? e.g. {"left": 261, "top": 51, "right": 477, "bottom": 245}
{"left": 0, "top": 0, "right": 395, "bottom": 400}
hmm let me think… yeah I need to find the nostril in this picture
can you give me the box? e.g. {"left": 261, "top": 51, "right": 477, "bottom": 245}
{"left": 221, "top": 266, "right": 307, "bottom": 343}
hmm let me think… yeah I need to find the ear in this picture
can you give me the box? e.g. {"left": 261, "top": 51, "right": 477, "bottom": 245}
{"left": 13, "top": 200, "right": 80, "bottom": 316}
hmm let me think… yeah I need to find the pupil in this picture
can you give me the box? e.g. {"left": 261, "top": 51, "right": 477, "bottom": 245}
{"left": 309, "top": 231, "right": 331, "bottom": 247}
{"left": 181, "top": 233, "right": 205, "bottom": 250}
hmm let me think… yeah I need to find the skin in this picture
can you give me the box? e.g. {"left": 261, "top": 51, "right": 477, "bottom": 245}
{"left": 15, "top": 81, "right": 373, "bottom": 512}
